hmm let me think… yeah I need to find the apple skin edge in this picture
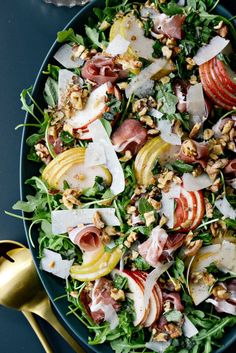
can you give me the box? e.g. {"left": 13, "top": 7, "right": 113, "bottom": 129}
{"left": 199, "top": 57, "right": 236, "bottom": 110}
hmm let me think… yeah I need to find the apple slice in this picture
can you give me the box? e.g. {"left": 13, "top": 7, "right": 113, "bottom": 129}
{"left": 207, "top": 59, "right": 236, "bottom": 105}
{"left": 112, "top": 269, "right": 148, "bottom": 326}
{"left": 199, "top": 64, "right": 234, "bottom": 110}
{"left": 201, "top": 63, "right": 236, "bottom": 107}
{"left": 173, "top": 187, "right": 205, "bottom": 232}
{"left": 68, "top": 82, "right": 113, "bottom": 129}
{"left": 212, "top": 57, "right": 236, "bottom": 95}
{"left": 131, "top": 271, "right": 159, "bottom": 327}
{"left": 215, "top": 57, "right": 236, "bottom": 91}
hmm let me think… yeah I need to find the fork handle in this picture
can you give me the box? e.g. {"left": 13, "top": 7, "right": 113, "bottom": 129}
{"left": 38, "top": 305, "right": 85, "bottom": 353}
{"left": 22, "top": 311, "right": 54, "bottom": 353}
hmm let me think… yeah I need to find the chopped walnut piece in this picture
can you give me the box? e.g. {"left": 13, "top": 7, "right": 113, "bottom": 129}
{"left": 159, "top": 215, "right": 168, "bottom": 227}
{"left": 144, "top": 211, "right": 156, "bottom": 226}
{"left": 202, "top": 272, "right": 216, "bottom": 286}
{"left": 191, "top": 271, "right": 204, "bottom": 284}
{"left": 203, "top": 129, "right": 214, "bottom": 140}
{"left": 35, "top": 143, "right": 51, "bottom": 164}
{"left": 148, "top": 198, "right": 161, "bottom": 210}
{"left": 152, "top": 332, "right": 168, "bottom": 342}
{"left": 111, "top": 288, "right": 125, "bottom": 301}
{"left": 124, "top": 231, "right": 138, "bottom": 248}
{"left": 119, "top": 150, "right": 132, "bottom": 162}
{"left": 61, "top": 188, "right": 82, "bottom": 209}
{"left": 184, "top": 239, "right": 203, "bottom": 256}
{"left": 162, "top": 46, "right": 172, "bottom": 59}
{"left": 140, "top": 115, "right": 155, "bottom": 128}
{"left": 204, "top": 198, "right": 213, "bottom": 218}
{"left": 212, "top": 284, "right": 230, "bottom": 300}
{"left": 157, "top": 170, "right": 175, "bottom": 191}
{"left": 164, "top": 323, "right": 182, "bottom": 339}
{"left": 189, "top": 123, "right": 201, "bottom": 139}
{"left": 93, "top": 211, "right": 105, "bottom": 229}
{"left": 210, "top": 220, "right": 227, "bottom": 238}
{"left": 181, "top": 139, "right": 197, "bottom": 157}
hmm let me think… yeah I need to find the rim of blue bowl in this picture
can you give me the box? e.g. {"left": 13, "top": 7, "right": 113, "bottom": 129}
{"left": 19, "top": 2, "right": 236, "bottom": 353}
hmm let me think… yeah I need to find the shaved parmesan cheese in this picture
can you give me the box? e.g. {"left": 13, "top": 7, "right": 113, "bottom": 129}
{"left": 187, "top": 83, "right": 206, "bottom": 119}
{"left": 69, "top": 82, "right": 111, "bottom": 129}
{"left": 215, "top": 197, "right": 236, "bottom": 219}
{"left": 218, "top": 240, "right": 236, "bottom": 273}
{"left": 58, "top": 69, "right": 76, "bottom": 107}
{"left": 135, "top": 79, "right": 154, "bottom": 98}
{"left": 149, "top": 108, "right": 163, "bottom": 120}
{"left": 54, "top": 44, "right": 83, "bottom": 69}
{"left": 41, "top": 249, "right": 74, "bottom": 279}
{"left": 161, "top": 194, "right": 174, "bottom": 228}
{"left": 183, "top": 173, "right": 213, "bottom": 191}
{"left": 125, "top": 58, "right": 167, "bottom": 98}
{"left": 164, "top": 182, "right": 181, "bottom": 199}
{"left": 206, "top": 298, "right": 236, "bottom": 315}
{"left": 143, "top": 262, "right": 173, "bottom": 309}
{"left": 85, "top": 142, "right": 106, "bottom": 166}
{"left": 177, "top": 0, "right": 185, "bottom": 5}
{"left": 89, "top": 119, "right": 125, "bottom": 195}
{"left": 227, "top": 178, "right": 236, "bottom": 190}
{"left": 106, "top": 34, "right": 130, "bottom": 56}
{"left": 51, "top": 208, "right": 120, "bottom": 234}
{"left": 123, "top": 14, "right": 155, "bottom": 60}
{"left": 145, "top": 341, "right": 171, "bottom": 353}
{"left": 183, "top": 315, "right": 199, "bottom": 338}
{"left": 140, "top": 7, "right": 159, "bottom": 19}
{"left": 157, "top": 119, "right": 181, "bottom": 145}
{"left": 193, "top": 36, "right": 230, "bottom": 66}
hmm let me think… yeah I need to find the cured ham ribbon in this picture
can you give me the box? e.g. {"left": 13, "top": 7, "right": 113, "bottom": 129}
{"left": 69, "top": 225, "right": 101, "bottom": 252}
{"left": 224, "top": 159, "right": 236, "bottom": 178}
{"left": 163, "top": 292, "right": 184, "bottom": 312}
{"left": 138, "top": 227, "right": 185, "bottom": 267}
{"left": 81, "top": 54, "right": 126, "bottom": 86}
{"left": 179, "top": 139, "right": 209, "bottom": 167}
{"left": 89, "top": 278, "right": 120, "bottom": 323}
{"left": 112, "top": 119, "right": 148, "bottom": 155}
{"left": 153, "top": 14, "right": 185, "bottom": 40}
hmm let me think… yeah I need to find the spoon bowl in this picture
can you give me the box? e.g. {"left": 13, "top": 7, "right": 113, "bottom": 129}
{"left": 0, "top": 240, "right": 85, "bottom": 353}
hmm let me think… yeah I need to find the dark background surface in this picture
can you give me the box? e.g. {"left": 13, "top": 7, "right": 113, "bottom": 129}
{"left": 0, "top": 0, "right": 235, "bottom": 352}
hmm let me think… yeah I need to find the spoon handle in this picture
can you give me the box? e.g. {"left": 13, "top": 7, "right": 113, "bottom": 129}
{"left": 39, "top": 305, "right": 85, "bottom": 353}
{"left": 22, "top": 311, "right": 54, "bottom": 353}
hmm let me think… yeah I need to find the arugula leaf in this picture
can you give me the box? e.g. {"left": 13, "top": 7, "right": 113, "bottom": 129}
{"left": 43, "top": 77, "right": 58, "bottom": 108}
{"left": 138, "top": 198, "right": 154, "bottom": 215}
{"left": 83, "top": 176, "right": 106, "bottom": 197}
{"left": 20, "top": 87, "right": 41, "bottom": 123}
{"left": 85, "top": 26, "right": 105, "bottom": 49}
{"left": 26, "top": 133, "right": 44, "bottom": 147}
{"left": 113, "top": 274, "right": 128, "bottom": 290}
{"left": 43, "top": 64, "right": 61, "bottom": 80}
{"left": 159, "top": 3, "right": 184, "bottom": 16}
{"left": 152, "top": 40, "right": 163, "bottom": 58}
{"left": 225, "top": 218, "right": 236, "bottom": 230}
{"left": 165, "top": 310, "right": 183, "bottom": 323}
{"left": 156, "top": 83, "right": 178, "bottom": 115}
{"left": 173, "top": 257, "right": 186, "bottom": 284}
{"left": 134, "top": 255, "right": 150, "bottom": 271}
{"left": 57, "top": 28, "right": 84, "bottom": 45}
{"left": 60, "top": 131, "right": 74, "bottom": 146}
{"left": 101, "top": 118, "right": 112, "bottom": 137}
{"left": 166, "top": 160, "right": 194, "bottom": 173}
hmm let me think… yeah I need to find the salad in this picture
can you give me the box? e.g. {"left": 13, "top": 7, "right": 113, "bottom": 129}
{"left": 12, "top": 0, "right": 236, "bottom": 352}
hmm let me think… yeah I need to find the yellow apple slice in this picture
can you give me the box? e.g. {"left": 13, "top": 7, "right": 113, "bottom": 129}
{"left": 42, "top": 147, "right": 111, "bottom": 191}
{"left": 70, "top": 247, "right": 122, "bottom": 281}
{"left": 134, "top": 137, "right": 172, "bottom": 186}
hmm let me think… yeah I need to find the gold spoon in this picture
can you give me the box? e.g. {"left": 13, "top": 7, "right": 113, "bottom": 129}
{"left": 0, "top": 240, "right": 85, "bottom": 353}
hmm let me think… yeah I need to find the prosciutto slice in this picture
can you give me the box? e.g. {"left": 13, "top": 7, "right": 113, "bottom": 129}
{"left": 179, "top": 139, "right": 209, "bottom": 167}
{"left": 163, "top": 292, "right": 184, "bottom": 312}
{"left": 138, "top": 227, "right": 184, "bottom": 267}
{"left": 89, "top": 278, "right": 120, "bottom": 323}
{"left": 153, "top": 14, "right": 185, "bottom": 40}
{"left": 68, "top": 225, "right": 101, "bottom": 252}
{"left": 224, "top": 159, "right": 236, "bottom": 178}
{"left": 112, "top": 119, "right": 148, "bottom": 155}
{"left": 81, "top": 54, "right": 126, "bottom": 86}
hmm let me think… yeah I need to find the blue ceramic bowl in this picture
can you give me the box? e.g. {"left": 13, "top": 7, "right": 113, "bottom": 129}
{"left": 20, "top": 1, "right": 236, "bottom": 352}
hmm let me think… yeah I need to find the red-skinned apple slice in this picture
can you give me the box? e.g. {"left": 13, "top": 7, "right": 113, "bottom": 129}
{"left": 68, "top": 82, "right": 115, "bottom": 130}
{"left": 207, "top": 59, "right": 236, "bottom": 105}
{"left": 191, "top": 190, "right": 205, "bottom": 229}
{"left": 75, "top": 85, "right": 122, "bottom": 140}
{"left": 131, "top": 271, "right": 160, "bottom": 327}
{"left": 199, "top": 64, "right": 234, "bottom": 110}
{"left": 173, "top": 187, "right": 205, "bottom": 232}
{"left": 212, "top": 58, "right": 236, "bottom": 95}
{"left": 202, "top": 63, "right": 236, "bottom": 107}
{"left": 216, "top": 58, "right": 236, "bottom": 91}
{"left": 112, "top": 269, "right": 148, "bottom": 326}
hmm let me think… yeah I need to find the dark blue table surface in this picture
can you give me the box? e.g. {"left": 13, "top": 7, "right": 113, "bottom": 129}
{"left": 0, "top": 0, "right": 235, "bottom": 352}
